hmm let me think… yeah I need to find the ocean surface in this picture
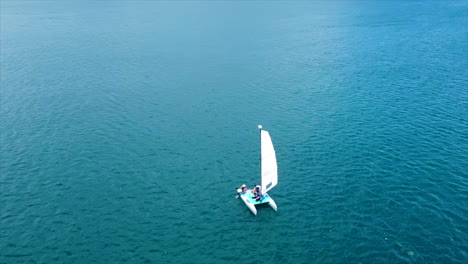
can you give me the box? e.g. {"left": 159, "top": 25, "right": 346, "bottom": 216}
{"left": 1, "top": 1, "right": 467, "bottom": 263}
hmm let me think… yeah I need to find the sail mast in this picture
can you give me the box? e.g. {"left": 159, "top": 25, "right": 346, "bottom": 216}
{"left": 258, "top": 125, "right": 263, "bottom": 187}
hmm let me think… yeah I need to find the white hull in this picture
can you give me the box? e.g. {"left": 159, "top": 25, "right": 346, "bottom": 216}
{"left": 241, "top": 194, "right": 258, "bottom": 215}
{"left": 267, "top": 196, "right": 277, "bottom": 211}
{"left": 239, "top": 190, "right": 277, "bottom": 215}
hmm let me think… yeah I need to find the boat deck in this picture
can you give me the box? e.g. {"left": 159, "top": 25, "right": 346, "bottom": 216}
{"left": 240, "top": 190, "right": 272, "bottom": 205}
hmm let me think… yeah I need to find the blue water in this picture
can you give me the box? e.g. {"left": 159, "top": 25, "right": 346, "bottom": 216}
{"left": 1, "top": 1, "right": 467, "bottom": 263}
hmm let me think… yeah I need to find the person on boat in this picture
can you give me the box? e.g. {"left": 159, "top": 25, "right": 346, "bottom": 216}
{"left": 236, "top": 184, "right": 248, "bottom": 198}
{"left": 253, "top": 185, "right": 262, "bottom": 201}
{"left": 254, "top": 184, "right": 262, "bottom": 193}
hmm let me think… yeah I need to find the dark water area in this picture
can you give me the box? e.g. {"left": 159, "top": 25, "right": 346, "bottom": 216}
{"left": 1, "top": 1, "right": 467, "bottom": 263}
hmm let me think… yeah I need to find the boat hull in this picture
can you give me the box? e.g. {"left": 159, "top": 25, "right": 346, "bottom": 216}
{"left": 239, "top": 190, "right": 277, "bottom": 215}
{"left": 268, "top": 196, "right": 277, "bottom": 211}
{"left": 240, "top": 194, "right": 257, "bottom": 215}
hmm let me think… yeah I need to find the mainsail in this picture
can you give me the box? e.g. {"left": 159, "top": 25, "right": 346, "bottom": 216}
{"left": 260, "top": 129, "right": 278, "bottom": 193}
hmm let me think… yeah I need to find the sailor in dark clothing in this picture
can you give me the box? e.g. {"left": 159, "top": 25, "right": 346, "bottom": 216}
{"left": 236, "top": 184, "right": 248, "bottom": 198}
{"left": 253, "top": 185, "right": 262, "bottom": 201}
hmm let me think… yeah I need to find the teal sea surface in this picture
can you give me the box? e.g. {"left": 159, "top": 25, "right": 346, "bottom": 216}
{"left": 1, "top": 1, "right": 467, "bottom": 263}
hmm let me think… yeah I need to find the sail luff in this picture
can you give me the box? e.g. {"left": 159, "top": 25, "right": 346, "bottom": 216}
{"left": 260, "top": 130, "right": 278, "bottom": 193}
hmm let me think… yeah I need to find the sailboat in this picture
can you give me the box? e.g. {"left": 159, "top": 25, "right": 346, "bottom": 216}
{"left": 236, "top": 125, "right": 278, "bottom": 215}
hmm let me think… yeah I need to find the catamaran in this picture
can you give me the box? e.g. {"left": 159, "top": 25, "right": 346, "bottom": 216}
{"left": 236, "top": 125, "right": 278, "bottom": 215}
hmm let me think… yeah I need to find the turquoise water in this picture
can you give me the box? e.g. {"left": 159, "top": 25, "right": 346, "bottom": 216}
{"left": 1, "top": 1, "right": 467, "bottom": 263}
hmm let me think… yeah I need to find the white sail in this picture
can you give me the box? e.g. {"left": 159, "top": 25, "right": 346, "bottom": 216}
{"left": 260, "top": 130, "right": 278, "bottom": 193}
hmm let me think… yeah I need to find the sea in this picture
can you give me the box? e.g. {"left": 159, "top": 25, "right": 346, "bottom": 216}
{"left": 1, "top": 1, "right": 467, "bottom": 263}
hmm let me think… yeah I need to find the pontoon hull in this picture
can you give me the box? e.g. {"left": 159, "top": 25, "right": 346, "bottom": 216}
{"left": 239, "top": 190, "right": 277, "bottom": 215}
